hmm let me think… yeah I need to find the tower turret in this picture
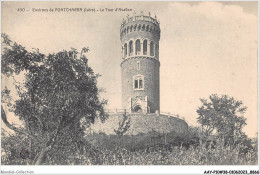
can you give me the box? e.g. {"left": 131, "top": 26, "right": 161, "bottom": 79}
{"left": 120, "top": 12, "right": 160, "bottom": 114}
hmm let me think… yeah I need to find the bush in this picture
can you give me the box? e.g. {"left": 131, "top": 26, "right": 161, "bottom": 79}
{"left": 2, "top": 129, "right": 257, "bottom": 165}
{"left": 68, "top": 138, "right": 257, "bottom": 165}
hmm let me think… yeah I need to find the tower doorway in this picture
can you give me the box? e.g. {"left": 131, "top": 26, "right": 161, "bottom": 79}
{"left": 133, "top": 105, "right": 142, "bottom": 113}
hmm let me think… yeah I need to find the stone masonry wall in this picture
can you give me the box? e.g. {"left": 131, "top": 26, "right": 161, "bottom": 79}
{"left": 90, "top": 113, "right": 188, "bottom": 135}
{"left": 121, "top": 57, "right": 160, "bottom": 112}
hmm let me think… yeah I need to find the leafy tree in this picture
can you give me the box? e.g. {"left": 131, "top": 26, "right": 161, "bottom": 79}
{"left": 1, "top": 33, "right": 108, "bottom": 165}
{"left": 196, "top": 94, "right": 247, "bottom": 144}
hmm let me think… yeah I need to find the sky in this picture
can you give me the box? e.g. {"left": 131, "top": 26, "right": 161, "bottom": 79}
{"left": 1, "top": 1, "right": 258, "bottom": 137}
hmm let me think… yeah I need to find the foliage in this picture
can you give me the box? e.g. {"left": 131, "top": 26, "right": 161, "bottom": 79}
{"left": 3, "top": 130, "right": 257, "bottom": 165}
{"left": 78, "top": 133, "right": 258, "bottom": 165}
{"left": 1, "top": 34, "right": 107, "bottom": 165}
{"left": 197, "top": 94, "right": 247, "bottom": 144}
{"left": 114, "top": 112, "right": 130, "bottom": 137}
{"left": 85, "top": 128, "right": 208, "bottom": 151}
{"left": 1, "top": 129, "right": 28, "bottom": 165}
{"left": 2, "top": 125, "right": 257, "bottom": 165}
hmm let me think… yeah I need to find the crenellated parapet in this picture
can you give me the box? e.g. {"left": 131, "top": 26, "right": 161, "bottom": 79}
{"left": 120, "top": 13, "right": 160, "bottom": 40}
{"left": 121, "top": 12, "right": 160, "bottom": 28}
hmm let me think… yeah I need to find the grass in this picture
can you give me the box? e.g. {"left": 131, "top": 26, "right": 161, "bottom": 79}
{"left": 68, "top": 143, "right": 257, "bottom": 165}
{"left": 2, "top": 131, "right": 258, "bottom": 165}
{"left": 67, "top": 133, "right": 258, "bottom": 165}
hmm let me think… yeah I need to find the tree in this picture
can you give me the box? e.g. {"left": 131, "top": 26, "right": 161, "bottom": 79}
{"left": 114, "top": 112, "right": 130, "bottom": 137}
{"left": 1, "top": 33, "right": 108, "bottom": 165}
{"left": 196, "top": 94, "right": 247, "bottom": 144}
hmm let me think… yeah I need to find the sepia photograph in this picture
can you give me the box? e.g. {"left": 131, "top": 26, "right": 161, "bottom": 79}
{"left": 1, "top": 0, "right": 259, "bottom": 174}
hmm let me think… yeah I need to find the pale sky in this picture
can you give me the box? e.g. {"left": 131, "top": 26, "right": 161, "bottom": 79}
{"left": 1, "top": 1, "right": 258, "bottom": 137}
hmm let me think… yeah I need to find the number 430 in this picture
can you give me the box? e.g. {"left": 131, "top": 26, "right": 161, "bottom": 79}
{"left": 17, "top": 8, "right": 25, "bottom": 12}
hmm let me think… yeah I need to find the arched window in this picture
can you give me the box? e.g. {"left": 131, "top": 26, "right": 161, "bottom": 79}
{"left": 143, "top": 40, "right": 147, "bottom": 55}
{"left": 146, "top": 25, "right": 149, "bottom": 31}
{"left": 133, "top": 75, "right": 144, "bottom": 90}
{"left": 129, "top": 41, "right": 133, "bottom": 56}
{"left": 138, "top": 24, "right": 141, "bottom": 31}
{"left": 137, "top": 61, "right": 140, "bottom": 70}
{"left": 124, "top": 43, "right": 127, "bottom": 57}
{"left": 142, "top": 24, "right": 145, "bottom": 31}
{"left": 139, "top": 79, "right": 143, "bottom": 89}
{"left": 150, "top": 41, "right": 154, "bottom": 56}
{"left": 134, "top": 79, "right": 138, "bottom": 89}
{"left": 135, "top": 39, "right": 141, "bottom": 55}
{"left": 155, "top": 44, "right": 159, "bottom": 58}
{"left": 122, "top": 46, "right": 124, "bottom": 58}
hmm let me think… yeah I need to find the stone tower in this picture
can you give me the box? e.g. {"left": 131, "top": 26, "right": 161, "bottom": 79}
{"left": 120, "top": 13, "right": 160, "bottom": 114}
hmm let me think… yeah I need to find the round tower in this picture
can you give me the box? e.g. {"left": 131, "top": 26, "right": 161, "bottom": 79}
{"left": 120, "top": 13, "right": 160, "bottom": 114}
